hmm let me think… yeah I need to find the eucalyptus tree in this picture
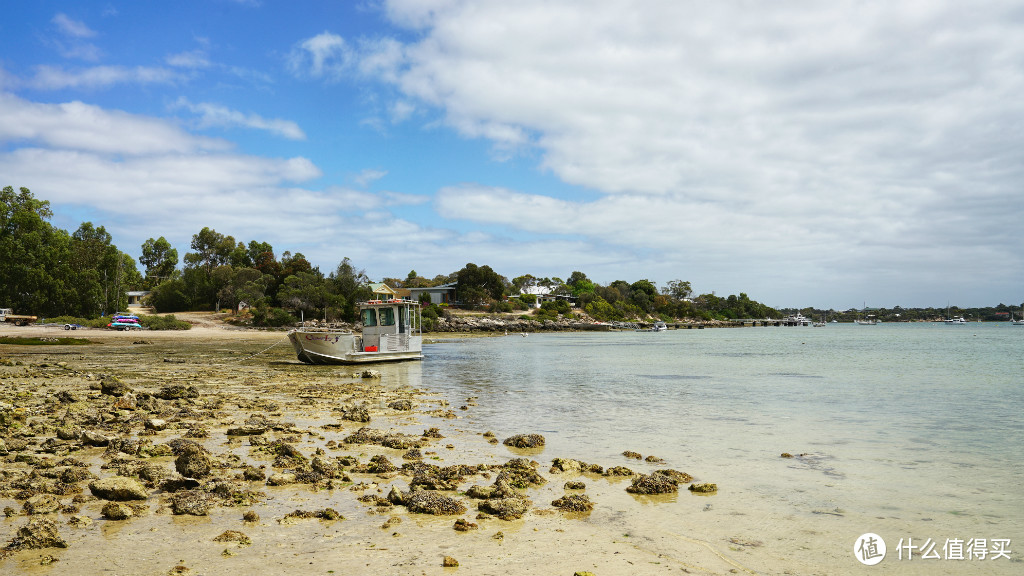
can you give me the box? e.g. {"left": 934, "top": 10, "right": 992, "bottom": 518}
{"left": 456, "top": 263, "right": 509, "bottom": 306}
{"left": 0, "top": 186, "right": 64, "bottom": 314}
{"left": 662, "top": 279, "right": 693, "bottom": 301}
{"left": 140, "top": 236, "right": 178, "bottom": 287}
{"left": 330, "top": 257, "right": 371, "bottom": 321}
{"left": 182, "top": 227, "right": 239, "bottom": 309}
{"left": 215, "top": 266, "right": 273, "bottom": 313}
{"left": 278, "top": 270, "right": 342, "bottom": 321}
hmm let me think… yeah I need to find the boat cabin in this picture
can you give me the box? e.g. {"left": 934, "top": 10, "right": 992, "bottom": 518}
{"left": 358, "top": 299, "right": 422, "bottom": 353}
{"left": 287, "top": 298, "right": 423, "bottom": 364}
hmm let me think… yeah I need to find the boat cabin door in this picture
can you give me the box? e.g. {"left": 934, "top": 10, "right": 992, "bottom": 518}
{"left": 361, "top": 307, "right": 380, "bottom": 350}
{"left": 398, "top": 304, "right": 408, "bottom": 334}
{"left": 361, "top": 304, "right": 403, "bottom": 351}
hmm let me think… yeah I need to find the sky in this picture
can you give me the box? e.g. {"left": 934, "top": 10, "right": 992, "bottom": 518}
{"left": 1, "top": 1, "right": 1022, "bottom": 310}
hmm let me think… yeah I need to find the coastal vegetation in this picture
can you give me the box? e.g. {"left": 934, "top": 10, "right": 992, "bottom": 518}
{"left": 3, "top": 186, "right": 1020, "bottom": 327}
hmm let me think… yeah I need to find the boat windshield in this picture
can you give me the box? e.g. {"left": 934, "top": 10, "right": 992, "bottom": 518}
{"left": 362, "top": 308, "right": 377, "bottom": 327}
{"left": 379, "top": 307, "right": 396, "bottom": 326}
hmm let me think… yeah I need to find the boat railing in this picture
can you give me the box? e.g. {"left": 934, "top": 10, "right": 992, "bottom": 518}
{"left": 384, "top": 333, "right": 411, "bottom": 352}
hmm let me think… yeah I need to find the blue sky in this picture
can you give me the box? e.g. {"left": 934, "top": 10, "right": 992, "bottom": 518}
{"left": 2, "top": 1, "right": 1022, "bottom": 309}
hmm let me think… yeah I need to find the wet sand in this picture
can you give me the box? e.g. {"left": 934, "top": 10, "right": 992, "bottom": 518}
{"left": 0, "top": 321, "right": 758, "bottom": 575}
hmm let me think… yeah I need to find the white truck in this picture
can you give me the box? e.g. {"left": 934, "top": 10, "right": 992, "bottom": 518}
{"left": 0, "top": 308, "right": 38, "bottom": 326}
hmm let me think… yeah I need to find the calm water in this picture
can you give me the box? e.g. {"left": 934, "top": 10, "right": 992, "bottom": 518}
{"left": 419, "top": 323, "right": 1024, "bottom": 573}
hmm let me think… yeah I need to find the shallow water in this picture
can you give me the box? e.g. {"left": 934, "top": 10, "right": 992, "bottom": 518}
{"left": 421, "top": 323, "right": 1024, "bottom": 573}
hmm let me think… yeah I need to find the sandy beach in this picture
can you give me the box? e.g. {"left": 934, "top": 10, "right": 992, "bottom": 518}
{"left": 0, "top": 317, "right": 758, "bottom": 576}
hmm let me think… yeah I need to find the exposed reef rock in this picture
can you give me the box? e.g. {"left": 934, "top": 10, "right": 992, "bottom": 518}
{"left": 625, "top": 473, "right": 678, "bottom": 495}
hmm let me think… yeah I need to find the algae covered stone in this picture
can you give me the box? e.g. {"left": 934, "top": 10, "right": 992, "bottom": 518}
{"left": 101, "top": 502, "right": 135, "bottom": 520}
{"left": 6, "top": 518, "right": 68, "bottom": 550}
{"left": 626, "top": 473, "right": 678, "bottom": 495}
{"left": 502, "top": 434, "right": 545, "bottom": 448}
{"left": 89, "top": 476, "right": 149, "bottom": 501}
{"left": 689, "top": 482, "right": 718, "bottom": 493}
{"left": 551, "top": 494, "right": 594, "bottom": 512}
{"left": 405, "top": 492, "right": 467, "bottom": 515}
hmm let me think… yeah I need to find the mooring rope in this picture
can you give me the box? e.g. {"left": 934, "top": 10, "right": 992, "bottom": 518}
{"left": 232, "top": 336, "right": 288, "bottom": 362}
{"left": 664, "top": 531, "right": 758, "bottom": 574}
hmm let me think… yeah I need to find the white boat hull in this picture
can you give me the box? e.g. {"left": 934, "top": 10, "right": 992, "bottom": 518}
{"left": 288, "top": 330, "right": 423, "bottom": 365}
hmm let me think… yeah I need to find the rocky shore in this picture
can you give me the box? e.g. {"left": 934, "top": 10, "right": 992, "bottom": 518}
{"left": 303, "top": 315, "right": 731, "bottom": 334}
{"left": 0, "top": 324, "right": 746, "bottom": 575}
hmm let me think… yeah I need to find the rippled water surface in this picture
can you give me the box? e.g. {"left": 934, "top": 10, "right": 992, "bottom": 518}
{"left": 421, "top": 323, "right": 1024, "bottom": 573}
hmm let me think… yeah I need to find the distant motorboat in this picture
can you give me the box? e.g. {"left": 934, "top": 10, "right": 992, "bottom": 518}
{"left": 1010, "top": 311, "right": 1024, "bottom": 326}
{"left": 636, "top": 321, "right": 668, "bottom": 332}
{"left": 782, "top": 313, "right": 812, "bottom": 326}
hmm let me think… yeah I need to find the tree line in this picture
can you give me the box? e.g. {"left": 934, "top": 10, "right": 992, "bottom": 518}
{"left": 1, "top": 186, "right": 141, "bottom": 318}
{"left": 4, "top": 185, "right": 783, "bottom": 325}
{"left": 792, "top": 304, "right": 1024, "bottom": 323}
{"left": 383, "top": 265, "right": 780, "bottom": 322}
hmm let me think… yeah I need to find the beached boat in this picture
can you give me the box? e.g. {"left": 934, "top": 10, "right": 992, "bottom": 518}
{"left": 288, "top": 299, "right": 423, "bottom": 365}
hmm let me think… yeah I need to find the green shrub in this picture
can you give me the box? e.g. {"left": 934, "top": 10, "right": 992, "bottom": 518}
{"left": 488, "top": 301, "right": 514, "bottom": 313}
{"left": 139, "top": 314, "right": 191, "bottom": 330}
{"left": 534, "top": 309, "right": 558, "bottom": 321}
{"left": 0, "top": 336, "right": 92, "bottom": 346}
{"left": 540, "top": 299, "right": 571, "bottom": 315}
{"left": 252, "top": 306, "right": 297, "bottom": 327}
{"left": 42, "top": 315, "right": 109, "bottom": 328}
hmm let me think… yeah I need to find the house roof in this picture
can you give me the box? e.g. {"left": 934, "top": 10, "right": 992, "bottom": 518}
{"left": 407, "top": 282, "right": 458, "bottom": 292}
{"left": 369, "top": 283, "right": 397, "bottom": 295}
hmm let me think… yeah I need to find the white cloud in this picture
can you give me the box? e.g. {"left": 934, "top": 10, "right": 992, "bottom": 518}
{"left": 389, "top": 100, "right": 415, "bottom": 123}
{"left": 49, "top": 13, "right": 101, "bottom": 61}
{"left": 166, "top": 50, "right": 212, "bottom": 69}
{"left": 172, "top": 98, "right": 306, "bottom": 140}
{"left": 371, "top": 1, "right": 1024, "bottom": 193}
{"left": 287, "top": 32, "right": 354, "bottom": 80}
{"left": 360, "top": 0, "right": 1024, "bottom": 305}
{"left": 52, "top": 13, "right": 96, "bottom": 38}
{"left": 0, "top": 92, "right": 227, "bottom": 155}
{"left": 353, "top": 169, "right": 387, "bottom": 187}
{"left": 28, "top": 65, "right": 179, "bottom": 90}
{"left": 0, "top": 90, "right": 441, "bottom": 283}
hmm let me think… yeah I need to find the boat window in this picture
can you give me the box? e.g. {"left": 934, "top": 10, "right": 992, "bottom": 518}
{"left": 379, "top": 307, "right": 396, "bottom": 326}
{"left": 362, "top": 308, "right": 377, "bottom": 327}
